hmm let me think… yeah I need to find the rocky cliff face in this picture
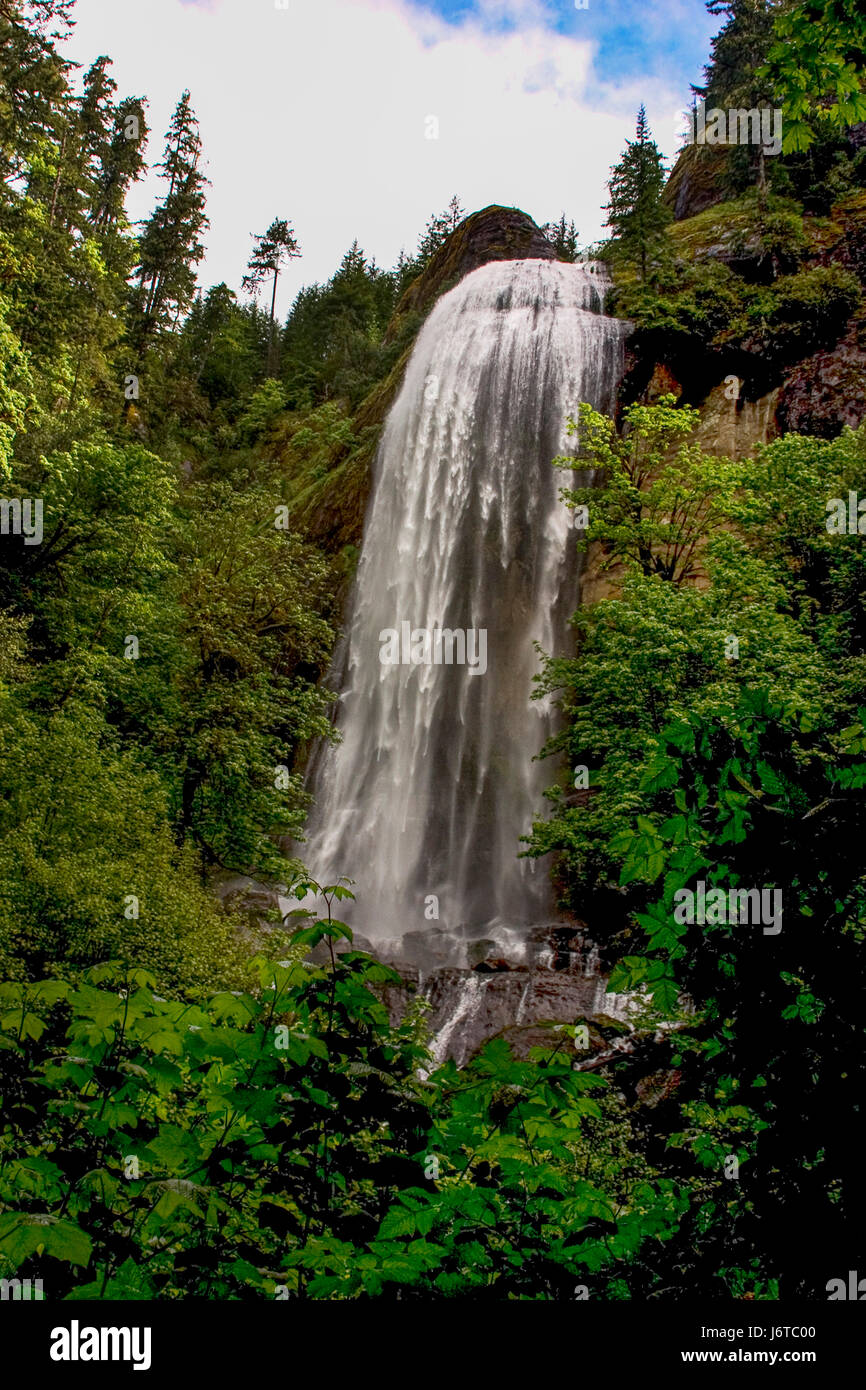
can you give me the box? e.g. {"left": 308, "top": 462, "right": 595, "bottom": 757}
{"left": 379, "top": 924, "right": 634, "bottom": 1070}
{"left": 777, "top": 319, "right": 866, "bottom": 436}
{"left": 665, "top": 127, "right": 866, "bottom": 225}
{"left": 386, "top": 204, "right": 558, "bottom": 336}
{"left": 663, "top": 143, "right": 730, "bottom": 223}
{"left": 776, "top": 192, "right": 866, "bottom": 436}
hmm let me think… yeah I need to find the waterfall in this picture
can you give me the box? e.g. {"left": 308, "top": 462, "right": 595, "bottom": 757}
{"left": 301, "top": 257, "right": 628, "bottom": 948}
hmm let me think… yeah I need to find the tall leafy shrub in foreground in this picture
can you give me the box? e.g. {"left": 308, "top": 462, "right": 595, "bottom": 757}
{"left": 0, "top": 884, "right": 688, "bottom": 1299}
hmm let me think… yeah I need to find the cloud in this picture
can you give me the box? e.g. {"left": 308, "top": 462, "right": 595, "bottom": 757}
{"left": 64, "top": 0, "right": 692, "bottom": 315}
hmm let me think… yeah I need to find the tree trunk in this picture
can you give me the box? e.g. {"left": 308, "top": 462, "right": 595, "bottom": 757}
{"left": 48, "top": 126, "right": 67, "bottom": 228}
{"left": 267, "top": 268, "right": 279, "bottom": 377}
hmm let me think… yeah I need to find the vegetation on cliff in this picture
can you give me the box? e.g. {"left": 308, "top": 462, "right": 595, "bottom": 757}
{"left": 528, "top": 0, "right": 866, "bottom": 1297}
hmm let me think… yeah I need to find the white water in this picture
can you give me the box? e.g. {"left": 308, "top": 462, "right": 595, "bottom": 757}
{"left": 301, "top": 258, "right": 628, "bottom": 943}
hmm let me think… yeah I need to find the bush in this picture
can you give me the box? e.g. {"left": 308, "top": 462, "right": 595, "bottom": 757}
{"left": 760, "top": 263, "right": 862, "bottom": 357}
{"left": 0, "top": 888, "right": 689, "bottom": 1300}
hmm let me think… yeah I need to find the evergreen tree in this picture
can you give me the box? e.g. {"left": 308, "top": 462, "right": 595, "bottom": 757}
{"left": 416, "top": 194, "right": 464, "bottom": 264}
{"left": 130, "top": 91, "right": 208, "bottom": 355}
{"left": 242, "top": 217, "right": 300, "bottom": 377}
{"left": 179, "top": 283, "right": 262, "bottom": 403}
{"left": 0, "top": 2, "right": 71, "bottom": 187}
{"left": 695, "top": 0, "right": 778, "bottom": 192}
{"left": 279, "top": 240, "right": 406, "bottom": 408}
{"left": 605, "top": 106, "right": 670, "bottom": 281}
{"left": 80, "top": 57, "right": 147, "bottom": 240}
{"left": 698, "top": 0, "right": 775, "bottom": 107}
{"left": 392, "top": 246, "right": 418, "bottom": 296}
{"left": 541, "top": 213, "right": 580, "bottom": 261}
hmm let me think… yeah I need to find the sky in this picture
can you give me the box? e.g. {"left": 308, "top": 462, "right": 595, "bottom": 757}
{"left": 62, "top": 0, "right": 719, "bottom": 316}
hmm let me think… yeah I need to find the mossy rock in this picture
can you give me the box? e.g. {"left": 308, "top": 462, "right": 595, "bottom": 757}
{"left": 664, "top": 143, "right": 730, "bottom": 222}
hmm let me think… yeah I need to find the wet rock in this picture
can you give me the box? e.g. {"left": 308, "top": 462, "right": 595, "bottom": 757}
{"left": 466, "top": 938, "right": 499, "bottom": 969}
{"left": 695, "top": 381, "right": 780, "bottom": 458}
{"left": 635, "top": 1068, "right": 683, "bottom": 1108}
{"left": 379, "top": 954, "right": 636, "bottom": 1069}
{"left": 777, "top": 318, "right": 866, "bottom": 438}
{"left": 645, "top": 363, "right": 683, "bottom": 402}
{"left": 387, "top": 928, "right": 457, "bottom": 972}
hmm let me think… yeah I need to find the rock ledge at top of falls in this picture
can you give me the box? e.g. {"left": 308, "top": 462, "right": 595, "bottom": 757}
{"left": 384, "top": 205, "right": 558, "bottom": 342}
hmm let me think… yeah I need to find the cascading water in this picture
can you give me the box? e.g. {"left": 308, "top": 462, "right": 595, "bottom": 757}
{"left": 301, "top": 257, "right": 628, "bottom": 952}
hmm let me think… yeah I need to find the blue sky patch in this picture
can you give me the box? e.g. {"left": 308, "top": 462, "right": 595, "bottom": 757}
{"left": 409, "top": 0, "right": 718, "bottom": 96}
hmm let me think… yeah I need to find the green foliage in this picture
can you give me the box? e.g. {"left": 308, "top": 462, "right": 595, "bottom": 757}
{"left": 606, "top": 686, "right": 866, "bottom": 1292}
{"left": 765, "top": 0, "right": 866, "bottom": 152}
{"left": 612, "top": 178, "right": 863, "bottom": 374}
{"left": 756, "top": 262, "right": 862, "bottom": 357}
{"left": 0, "top": 279, "right": 36, "bottom": 482}
{"left": 0, "top": 697, "right": 250, "bottom": 991}
{"left": 0, "top": 437, "right": 336, "bottom": 971}
{"left": 556, "top": 395, "right": 742, "bottom": 583}
{"left": 367, "top": 1042, "right": 685, "bottom": 1299}
{"left": 280, "top": 241, "right": 413, "bottom": 411}
{"left": 532, "top": 412, "right": 866, "bottom": 908}
{"left": 541, "top": 214, "right": 581, "bottom": 262}
{"left": 0, "top": 887, "right": 687, "bottom": 1299}
{"left": 532, "top": 406, "right": 866, "bottom": 1293}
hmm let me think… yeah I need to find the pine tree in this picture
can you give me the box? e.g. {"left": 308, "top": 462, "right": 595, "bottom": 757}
{"left": 695, "top": 0, "right": 778, "bottom": 191}
{"left": 242, "top": 217, "right": 300, "bottom": 377}
{"left": 541, "top": 214, "right": 580, "bottom": 261}
{"left": 605, "top": 106, "right": 670, "bottom": 282}
{"left": 0, "top": 2, "right": 75, "bottom": 191}
{"left": 131, "top": 91, "right": 209, "bottom": 354}
{"left": 416, "top": 194, "right": 464, "bottom": 264}
{"left": 89, "top": 95, "right": 147, "bottom": 234}
{"left": 79, "top": 57, "right": 147, "bottom": 239}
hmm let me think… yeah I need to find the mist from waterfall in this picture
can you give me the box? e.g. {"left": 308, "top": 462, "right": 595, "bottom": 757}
{"left": 300, "top": 257, "right": 628, "bottom": 945}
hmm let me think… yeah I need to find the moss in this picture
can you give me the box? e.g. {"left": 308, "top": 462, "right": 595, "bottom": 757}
{"left": 663, "top": 142, "right": 730, "bottom": 222}
{"left": 666, "top": 194, "right": 808, "bottom": 274}
{"left": 388, "top": 204, "right": 557, "bottom": 339}
{"left": 615, "top": 188, "right": 864, "bottom": 405}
